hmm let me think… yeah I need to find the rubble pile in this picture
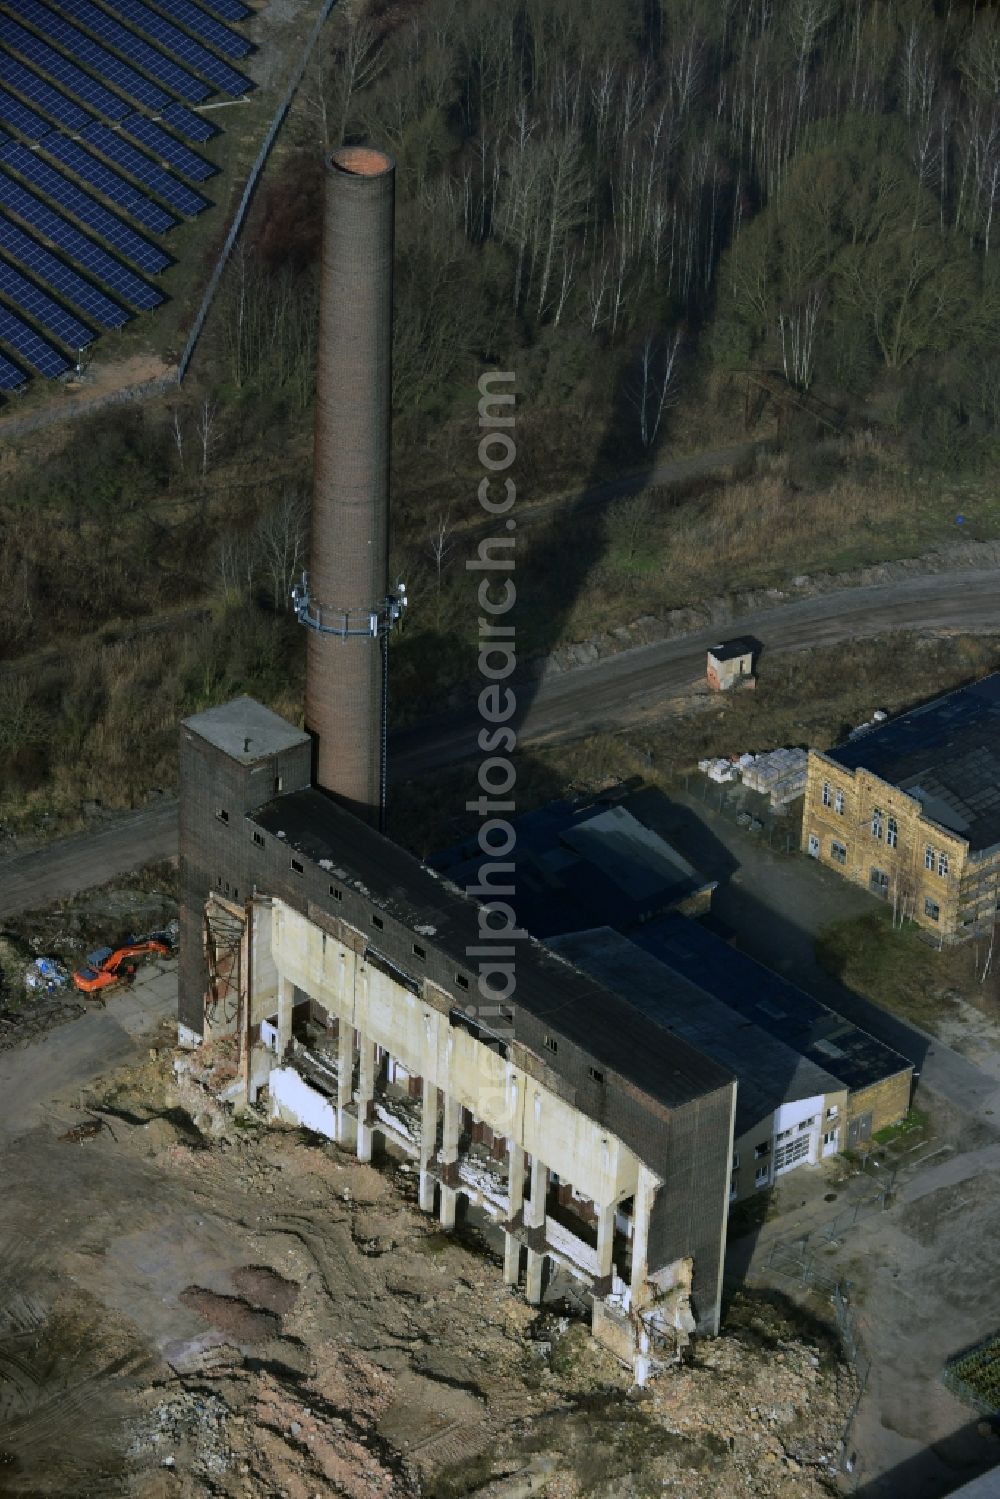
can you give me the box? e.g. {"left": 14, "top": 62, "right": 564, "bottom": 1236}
{"left": 3, "top": 1038, "right": 855, "bottom": 1498}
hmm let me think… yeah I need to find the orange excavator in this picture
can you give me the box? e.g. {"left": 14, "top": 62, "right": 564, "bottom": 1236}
{"left": 71, "top": 939, "right": 171, "bottom": 994}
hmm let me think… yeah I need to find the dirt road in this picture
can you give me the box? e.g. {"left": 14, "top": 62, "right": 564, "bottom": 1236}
{"left": 0, "top": 800, "right": 177, "bottom": 920}
{"left": 392, "top": 566, "right": 1000, "bottom": 776}
{"left": 2, "top": 568, "right": 999, "bottom": 917}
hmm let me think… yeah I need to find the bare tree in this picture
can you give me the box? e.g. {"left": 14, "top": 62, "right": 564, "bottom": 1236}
{"left": 628, "top": 330, "right": 683, "bottom": 448}
{"left": 332, "top": 7, "right": 384, "bottom": 143}
{"left": 253, "top": 490, "right": 309, "bottom": 610}
{"left": 426, "top": 510, "right": 455, "bottom": 624}
{"left": 196, "top": 399, "right": 219, "bottom": 478}
{"left": 534, "top": 130, "right": 588, "bottom": 318}
{"left": 777, "top": 289, "right": 822, "bottom": 391}
{"left": 217, "top": 531, "right": 253, "bottom": 603}
{"left": 170, "top": 407, "right": 185, "bottom": 473}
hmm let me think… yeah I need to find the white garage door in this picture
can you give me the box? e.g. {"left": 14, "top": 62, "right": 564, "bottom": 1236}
{"left": 774, "top": 1134, "right": 811, "bottom": 1174}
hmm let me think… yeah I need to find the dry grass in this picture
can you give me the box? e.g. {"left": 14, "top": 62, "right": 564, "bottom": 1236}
{"left": 816, "top": 907, "right": 1000, "bottom": 1037}
{"left": 391, "top": 633, "right": 1000, "bottom": 857}
{"left": 0, "top": 607, "right": 303, "bottom": 840}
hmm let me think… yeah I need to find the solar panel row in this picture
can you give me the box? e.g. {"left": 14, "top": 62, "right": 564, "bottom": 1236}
{"left": 196, "top": 0, "right": 249, "bottom": 22}
{"left": 98, "top": 0, "right": 252, "bottom": 97}
{"left": 0, "top": 144, "right": 169, "bottom": 273}
{"left": 0, "top": 215, "right": 128, "bottom": 327}
{"left": 122, "top": 113, "right": 215, "bottom": 181}
{"left": 44, "top": 133, "right": 177, "bottom": 233}
{"left": 0, "top": 303, "right": 69, "bottom": 377}
{"left": 8, "top": 0, "right": 171, "bottom": 114}
{"left": 0, "top": 174, "right": 161, "bottom": 309}
{"left": 141, "top": 0, "right": 251, "bottom": 59}
{"left": 0, "top": 51, "right": 89, "bottom": 131}
{"left": 52, "top": 0, "right": 212, "bottom": 106}
{"left": 0, "top": 84, "right": 52, "bottom": 142}
{"left": 0, "top": 16, "right": 129, "bottom": 121}
{"left": 160, "top": 100, "right": 215, "bottom": 142}
{"left": 0, "top": 256, "right": 93, "bottom": 348}
{"left": 82, "top": 122, "right": 208, "bottom": 215}
{"left": 0, "top": 351, "right": 27, "bottom": 389}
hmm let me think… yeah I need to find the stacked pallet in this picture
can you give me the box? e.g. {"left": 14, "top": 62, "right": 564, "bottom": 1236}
{"left": 742, "top": 747, "right": 809, "bottom": 806}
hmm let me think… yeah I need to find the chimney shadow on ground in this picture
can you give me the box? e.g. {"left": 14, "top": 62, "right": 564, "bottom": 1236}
{"left": 849, "top": 1417, "right": 1000, "bottom": 1499}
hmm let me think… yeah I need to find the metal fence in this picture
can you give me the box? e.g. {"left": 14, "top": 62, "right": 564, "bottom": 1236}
{"left": 676, "top": 770, "right": 804, "bottom": 853}
{"left": 0, "top": 370, "right": 179, "bottom": 441}
{"left": 759, "top": 1239, "right": 871, "bottom": 1483}
{"left": 177, "top": 0, "right": 339, "bottom": 381}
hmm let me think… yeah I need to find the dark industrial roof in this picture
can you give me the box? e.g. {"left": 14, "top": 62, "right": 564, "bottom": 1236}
{"left": 708, "top": 637, "right": 756, "bottom": 662}
{"left": 252, "top": 789, "right": 734, "bottom": 1117}
{"left": 632, "top": 914, "right": 912, "bottom": 1095}
{"left": 549, "top": 928, "right": 843, "bottom": 1136}
{"left": 827, "top": 673, "right": 1000, "bottom": 852}
{"left": 431, "top": 799, "right": 710, "bottom": 937}
{"left": 184, "top": 696, "right": 310, "bottom": 764}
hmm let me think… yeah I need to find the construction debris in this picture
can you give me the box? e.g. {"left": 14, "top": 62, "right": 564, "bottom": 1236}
{"left": 698, "top": 747, "right": 809, "bottom": 807}
{"left": 848, "top": 709, "right": 889, "bottom": 740}
{"left": 25, "top": 956, "right": 69, "bottom": 993}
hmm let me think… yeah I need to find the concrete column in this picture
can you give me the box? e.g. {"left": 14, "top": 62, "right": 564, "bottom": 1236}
{"left": 335, "top": 1017, "right": 353, "bottom": 1144}
{"left": 503, "top": 1234, "right": 521, "bottom": 1285}
{"left": 507, "top": 1142, "right": 525, "bottom": 1219}
{"left": 418, "top": 1077, "right": 437, "bottom": 1214}
{"left": 503, "top": 1142, "right": 525, "bottom": 1286}
{"left": 523, "top": 1155, "right": 548, "bottom": 1305}
{"left": 441, "top": 1092, "right": 461, "bottom": 1166}
{"left": 439, "top": 1184, "right": 457, "bottom": 1230}
{"left": 438, "top": 1092, "right": 462, "bottom": 1231}
{"left": 276, "top": 973, "right": 292, "bottom": 1056}
{"left": 525, "top": 1155, "right": 548, "bottom": 1229}
{"left": 525, "top": 1248, "right": 545, "bottom": 1304}
{"left": 356, "top": 1033, "right": 376, "bottom": 1163}
{"left": 596, "top": 1201, "right": 615, "bottom": 1281}
{"left": 630, "top": 1165, "right": 655, "bottom": 1307}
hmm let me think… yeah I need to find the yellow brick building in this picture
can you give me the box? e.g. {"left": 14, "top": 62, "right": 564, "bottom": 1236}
{"left": 801, "top": 674, "right": 1000, "bottom": 942}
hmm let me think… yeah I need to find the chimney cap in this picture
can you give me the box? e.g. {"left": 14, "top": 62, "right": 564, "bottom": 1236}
{"left": 329, "top": 145, "right": 394, "bottom": 178}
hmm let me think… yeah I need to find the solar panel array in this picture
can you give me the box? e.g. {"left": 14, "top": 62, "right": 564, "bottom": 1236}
{"left": 0, "top": 85, "right": 49, "bottom": 142}
{"left": 122, "top": 113, "right": 215, "bottom": 181}
{"left": 0, "top": 16, "right": 130, "bottom": 120}
{"left": 98, "top": 0, "right": 252, "bottom": 96}
{"left": 0, "top": 143, "right": 169, "bottom": 272}
{"left": 0, "top": 0, "right": 253, "bottom": 390}
{"left": 148, "top": 0, "right": 251, "bottom": 58}
{"left": 0, "top": 257, "right": 93, "bottom": 348}
{"left": 0, "top": 304, "right": 68, "bottom": 377}
{"left": 0, "top": 170, "right": 163, "bottom": 308}
{"left": 0, "top": 353, "right": 27, "bottom": 389}
{"left": 199, "top": 0, "right": 249, "bottom": 22}
{"left": 0, "top": 51, "right": 89, "bottom": 130}
{"left": 53, "top": 0, "right": 212, "bottom": 104}
{"left": 0, "top": 217, "right": 128, "bottom": 327}
{"left": 79, "top": 123, "right": 207, "bottom": 216}
{"left": 44, "top": 134, "right": 177, "bottom": 233}
{"left": 9, "top": 0, "right": 173, "bottom": 112}
{"left": 160, "top": 100, "right": 216, "bottom": 142}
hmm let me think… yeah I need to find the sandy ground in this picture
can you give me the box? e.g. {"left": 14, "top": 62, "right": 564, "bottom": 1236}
{"left": 0, "top": 967, "right": 855, "bottom": 1499}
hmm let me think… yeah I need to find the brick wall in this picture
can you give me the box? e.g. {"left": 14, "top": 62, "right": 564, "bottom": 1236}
{"left": 849, "top": 1069, "right": 912, "bottom": 1137}
{"left": 802, "top": 751, "right": 968, "bottom": 939}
